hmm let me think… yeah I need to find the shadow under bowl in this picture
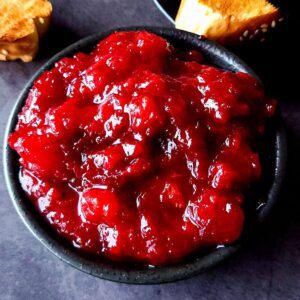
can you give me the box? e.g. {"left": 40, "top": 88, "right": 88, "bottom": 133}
{"left": 3, "top": 26, "right": 287, "bottom": 284}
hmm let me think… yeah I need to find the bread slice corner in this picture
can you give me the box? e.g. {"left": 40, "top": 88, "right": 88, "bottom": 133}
{"left": 175, "top": 0, "right": 281, "bottom": 44}
{"left": 0, "top": 0, "right": 52, "bottom": 62}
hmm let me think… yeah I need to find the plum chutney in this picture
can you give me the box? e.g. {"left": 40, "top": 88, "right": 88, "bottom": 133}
{"left": 9, "top": 31, "right": 276, "bottom": 266}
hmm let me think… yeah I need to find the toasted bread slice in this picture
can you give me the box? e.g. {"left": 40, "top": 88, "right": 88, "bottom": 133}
{"left": 175, "top": 0, "right": 281, "bottom": 44}
{"left": 0, "top": 0, "right": 52, "bottom": 62}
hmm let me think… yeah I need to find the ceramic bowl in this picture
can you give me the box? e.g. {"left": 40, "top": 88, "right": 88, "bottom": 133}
{"left": 3, "top": 27, "right": 286, "bottom": 284}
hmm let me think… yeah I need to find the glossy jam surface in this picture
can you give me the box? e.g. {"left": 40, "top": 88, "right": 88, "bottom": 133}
{"left": 9, "top": 31, "right": 276, "bottom": 266}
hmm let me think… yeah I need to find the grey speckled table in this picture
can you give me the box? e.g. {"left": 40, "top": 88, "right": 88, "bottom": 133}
{"left": 1, "top": 1, "right": 300, "bottom": 299}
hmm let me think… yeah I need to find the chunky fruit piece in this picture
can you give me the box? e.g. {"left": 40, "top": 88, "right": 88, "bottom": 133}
{"left": 79, "top": 188, "right": 119, "bottom": 224}
{"left": 9, "top": 31, "right": 276, "bottom": 266}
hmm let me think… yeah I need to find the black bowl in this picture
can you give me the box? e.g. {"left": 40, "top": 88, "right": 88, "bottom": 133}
{"left": 3, "top": 27, "right": 286, "bottom": 284}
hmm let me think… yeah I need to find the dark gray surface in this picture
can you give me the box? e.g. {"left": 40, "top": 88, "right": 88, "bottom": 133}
{"left": 0, "top": 0, "right": 299, "bottom": 299}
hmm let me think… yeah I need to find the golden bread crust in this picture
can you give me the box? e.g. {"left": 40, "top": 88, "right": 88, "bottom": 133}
{"left": 0, "top": 0, "right": 52, "bottom": 62}
{"left": 0, "top": 0, "right": 52, "bottom": 40}
{"left": 176, "top": 0, "right": 280, "bottom": 44}
{"left": 0, "top": 27, "right": 38, "bottom": 62}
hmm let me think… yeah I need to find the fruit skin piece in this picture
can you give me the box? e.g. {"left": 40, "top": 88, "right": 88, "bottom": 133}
{"left": 183, "top": 189, "right": 244, "bottom": 244}
{"left": 175, "top": 0, "right": 281, "bottom": 44}
{"left": 79, "top": 188, "right": 120, "bottom": 225}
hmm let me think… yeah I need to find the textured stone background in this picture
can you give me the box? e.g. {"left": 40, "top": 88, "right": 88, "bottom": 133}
{"left": 0, "top": 1, "right": 299, "bottom": 299}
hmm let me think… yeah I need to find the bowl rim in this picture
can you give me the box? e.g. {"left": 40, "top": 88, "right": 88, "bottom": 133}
{"left": 152, "top": 0, "right": 177, "bottom": 24}
{"left": 2, "top": 26, "right": 287, "bottom": 284}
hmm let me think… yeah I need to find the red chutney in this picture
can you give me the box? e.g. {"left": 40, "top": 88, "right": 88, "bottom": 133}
{"left": 9, "top": 31, "right": 276, "bottom": 266}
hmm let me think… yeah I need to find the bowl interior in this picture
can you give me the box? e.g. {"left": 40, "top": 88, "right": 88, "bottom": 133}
{"left": 3, "top": 26, "right": 286, "bottom": 284}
